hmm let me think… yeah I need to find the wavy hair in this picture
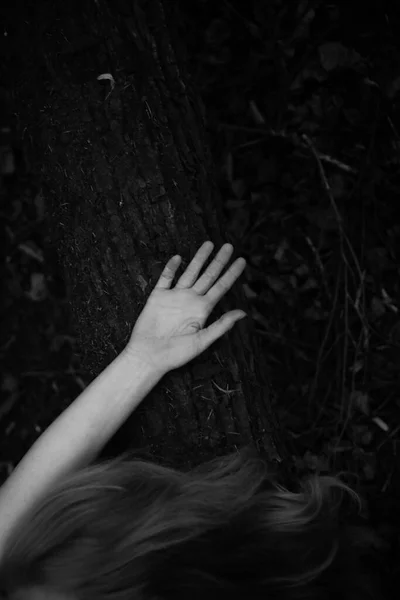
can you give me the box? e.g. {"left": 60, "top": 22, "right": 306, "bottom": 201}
{"left": 0, "top": 445, "right": 375, "bottom": 600}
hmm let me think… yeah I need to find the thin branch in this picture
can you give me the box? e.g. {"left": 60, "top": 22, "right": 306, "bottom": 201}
{"left": 220, "top": 123, "right": 358, "bottom": 174}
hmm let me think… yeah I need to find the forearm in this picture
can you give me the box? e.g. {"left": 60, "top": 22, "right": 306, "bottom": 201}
{"left": 0, "top": 349, "right": 162, "bottom": 552}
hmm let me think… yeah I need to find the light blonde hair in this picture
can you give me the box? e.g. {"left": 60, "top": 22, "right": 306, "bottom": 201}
{"left": 0, "top": 445, "right": 375, "bottom": 599}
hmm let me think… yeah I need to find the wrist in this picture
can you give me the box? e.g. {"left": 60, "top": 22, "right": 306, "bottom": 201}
{"left": 122, "top": 343, "right": 167, "bottom": 381}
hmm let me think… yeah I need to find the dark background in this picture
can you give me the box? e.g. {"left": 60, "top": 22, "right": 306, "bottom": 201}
{"left": 1, "top": 0, "right": 400, "bottom": 594}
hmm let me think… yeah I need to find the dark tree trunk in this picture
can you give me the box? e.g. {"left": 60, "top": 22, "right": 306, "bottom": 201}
{"left": 1, "top": 0, "right": 290, "bottom": 471}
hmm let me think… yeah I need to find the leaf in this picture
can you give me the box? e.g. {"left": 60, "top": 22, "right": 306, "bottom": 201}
{"left": 34, "top": 190, "right": 46, "bottom": 221}
{"left": 303, "top": 450, "right": 330, "bottom": 472}
{"left": 329, "top": 173, "right": 345, "bottom": 199}
{"left": 273, "top": 239, "right": 289, "bottom": 263}
{"left": 25, "top": 273, "right": 48, "bottom": 302}
{"left": 371, "top": 417, "right": 389, "bottom": 432}
{"left": 319, "top": 42, "right": 350, "bottom": 71}
{"left": 0, "top": 146, "right": 15, "bottom": 175}
{"left": 351, "top": 390, "right": 370, "bottom": 416}
{"left": 347, "top": 525, "right": 389, "bottom": 550}
{"left": 371, "top": 296, "right": 386, "bottom": 318}
{"left": 266, "top": 275, "right": 287, "bottom": 295}
{"left": 97, "top": 73, "right": 115, "bottom": 88}
{"left": 1, "top": 373, "right": 18, "bottom": 393}
{"left": 362, "top": 454, "right": 376, "bottom": 481}
{"left": 258, "top": 158, "right": 278, "bottom": 183}
{"left": 18, "top": 241, "right": 44, "bottom": 263}
{"left": 231, "top": 179, "right": 247, "bottom": 199}
{"left": 290, "top": 65, "right": 327, "bottom": 90}
{"left": 381, "top": 288, "right": 398, "bottom": 313}
{"left": 249, "top": 100, "right": 265, "bottom": 125}
{"left": 0, "top": 374, "right": 19, "bottom": 421}
{"left": 386, "top": 74, "right": 400, "bottom": 99}
{"left": 361, "top": 430, "right": 373, "bottom": 446}
{"left": 225, "top": 152, "right": 233, "bottom": 183}
{"left": 304, "top": 306, "right": 328, "bottom": 320}
{"left": 305, "top": 206, "right": 338, "bottom": 231}
{"left": 349, "top": 358, "right": 364, "bottom": 374}
{"left": 204, "top": 18, "right": 231, "bottom": 47}
{"left": 292, "top": 6, "right": 316, "bottom": 42}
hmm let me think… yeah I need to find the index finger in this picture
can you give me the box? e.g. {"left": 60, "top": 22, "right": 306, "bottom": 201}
{"left": 154, "top": 255, "right": 182, "bottom": 289}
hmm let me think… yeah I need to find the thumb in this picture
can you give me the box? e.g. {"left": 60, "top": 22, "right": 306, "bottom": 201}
{"left": 197, "top": 311, "right": 247, "bottom": 351}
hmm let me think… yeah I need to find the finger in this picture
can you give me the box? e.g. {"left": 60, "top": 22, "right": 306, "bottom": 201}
{"left": 191, "top": 243, "right": 234, "bottom": 295}
{"left": 175, "top": 240, "right": 215, "bottom": 288}
{"left": 197, "top": 310, "right": 247, "bottom": 352}
{"left": 154, "top": 255, "right": 182, "bottom": 289}
{"left": 205, "top": 257, "right": 247, "bottom": 307}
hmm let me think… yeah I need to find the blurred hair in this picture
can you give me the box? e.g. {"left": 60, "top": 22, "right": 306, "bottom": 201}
{"left": 0, "top": 445, "right": 376, "bottom": 600}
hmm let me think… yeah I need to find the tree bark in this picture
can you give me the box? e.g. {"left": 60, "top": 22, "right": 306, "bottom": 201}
{"left": 1, "top": 0, "right": 289, "bottom": 471}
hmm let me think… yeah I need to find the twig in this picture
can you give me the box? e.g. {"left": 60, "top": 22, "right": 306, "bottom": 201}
{"left": 220, "top": 123, "right": 357, "bottom": 174}
{"left": 305, "top": 235, "right": 332, "bottom": 302}
{"left": 302, "top": 134, "right": 344, "bottom": 224}
{"left": 302, "top": 134, "right": 364, "bottom": 286}
{"left": 301, "top": 134, "right": 352, "bottom": 443}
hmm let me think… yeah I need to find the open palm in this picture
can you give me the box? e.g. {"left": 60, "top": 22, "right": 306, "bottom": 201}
{"left": 126, "top": 241, "right": 247, "bottom": 374}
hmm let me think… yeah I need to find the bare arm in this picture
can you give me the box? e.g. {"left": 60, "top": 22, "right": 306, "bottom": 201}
{"left": 0, "top": 349, "right": 162, "bottom": 557}
{"left": 0, "top": 240, "right": 246, "bottom": 559}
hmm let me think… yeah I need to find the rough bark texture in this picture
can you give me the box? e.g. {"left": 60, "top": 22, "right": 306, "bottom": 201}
{"left": 1, "top": 0, "right": 290, "bottom": 471}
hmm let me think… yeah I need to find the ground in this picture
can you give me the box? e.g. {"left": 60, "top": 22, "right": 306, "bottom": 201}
{"left": 1, "top": 0, "right": 400, "bottom": 594}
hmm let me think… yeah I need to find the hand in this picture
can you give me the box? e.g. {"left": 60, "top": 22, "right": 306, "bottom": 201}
{"left": 126, "top": 241, "right": 247, "bottom": 375}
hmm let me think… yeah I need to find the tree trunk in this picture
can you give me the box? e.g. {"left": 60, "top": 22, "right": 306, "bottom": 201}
{"left": 1, "top": 0, "right": 289, "bottom": 471}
